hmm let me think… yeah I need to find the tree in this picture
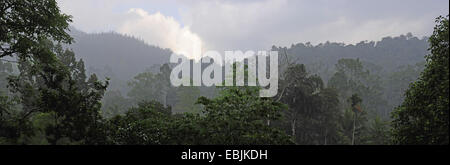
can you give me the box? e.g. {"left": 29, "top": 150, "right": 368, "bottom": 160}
{"left": 0, "top": 0, "right": 72, "bottom": 143}
{"left": 340, "top": 107, "right": 368, "bottom": 145}
{"left": 278, "top": 64, "right": 321, "bottom": 143}
{"left": 107, "top": 101, "right": 173, "bottom": 145}
{"left": 317, "top": 88, "right": 345, "bottom": 145}
{"left": 367, "top": 115, "right": 390, "bottom": 145}
{"left": 195, "top": 86, "right": 293, "bottom": 145}
{"left": 0, "top": 61, "right": 15, "bottom": 143}
{"left": 348, "top": 94, "right": 362, "bottom": 145}
{"left": 328, "top": 58, "right": 388, "bottom": 118}
{"left": 101, "top": 90, "right": 133, "bottom": 118}
{"left": 391, "top": 16, "right": 449, "bottom": 145}
{"left": 128, "top": 71, "right": 162, "bottom": 103}
{"left": 1, "top": 0, "right": 72, "bottom": 58}
{"left": 277, "top": 63, "right": 344, "bottom": 144}
{"left": 0, "top": 60, "right": 13, "bottom": 93}
{"left": 173, "top": 86, "right": 201, "bottom": 114}
{"left": 7, "top": 40, "right": 108, "bottom": 144}
{"left": 107, "top": 86, "right": 293, "bottom": 145}
{"left": 127, "top": 64, "right": 173, "bottom": 106}
{"left": 0, "top": 91, "right": 19, "bottom": 144}
{"left": 385, "top": 63, "right": 425, "bottom": 108}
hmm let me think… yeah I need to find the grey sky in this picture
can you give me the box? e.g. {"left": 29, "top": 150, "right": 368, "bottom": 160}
{"left": 58, "top": 0, "right": 449, "bottom": 58}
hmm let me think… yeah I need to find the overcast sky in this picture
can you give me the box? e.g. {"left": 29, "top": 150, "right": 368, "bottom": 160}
{"left": 58, "top": 0, "right": 449, "bottom": 59}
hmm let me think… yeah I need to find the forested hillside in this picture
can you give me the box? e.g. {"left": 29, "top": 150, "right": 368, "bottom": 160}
{"left": 68, "top": 28, "right": 172, "bottom": 93}
{"left": 0, "top": 0, "right": 448, "bottom": 145}
{"left": 63, "top": 29, "right": 430, "bottom": 120}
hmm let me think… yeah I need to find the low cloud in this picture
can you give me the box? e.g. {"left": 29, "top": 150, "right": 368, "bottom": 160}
{"left": 118, "top": 8, "right": 203, "bottom": 59}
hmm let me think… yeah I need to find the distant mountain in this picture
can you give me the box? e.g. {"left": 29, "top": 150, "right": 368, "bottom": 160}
{"left": 272, "top": 33, "right": 429, "bottom": 82}
{"left": 67, "top": 28, "right": 173, "bottom": 90}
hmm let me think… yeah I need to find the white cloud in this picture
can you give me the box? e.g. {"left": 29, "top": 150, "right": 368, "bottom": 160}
{"left": 118, "top": 8, "right": 203, "bottom": 59}
{"left": 180, "top": 0, "right": 289, "bottom": 50}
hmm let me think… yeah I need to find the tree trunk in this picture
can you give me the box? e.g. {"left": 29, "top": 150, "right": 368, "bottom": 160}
{"left": 162, "top": 88, "right": 168, "bottom": 106}
{"left": 291, "top": 119, "right": 296, "bottom": 139}
{"left": 352, "top": 112, "right": 356, "bottom": 145}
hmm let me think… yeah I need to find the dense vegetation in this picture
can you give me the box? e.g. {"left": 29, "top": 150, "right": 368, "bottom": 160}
{"left": 391, "top": 16, "right": 449, "bottom": 144}
{"left": 0, "top": 0, "right": 448, "bottom": 145}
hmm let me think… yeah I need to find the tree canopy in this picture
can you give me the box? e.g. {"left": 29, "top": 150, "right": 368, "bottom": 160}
{"left": 391, "top": 16, "right": 449, "bottom": 145}
{"left": 1, "top": 0, "right": 72, "bottom": 58}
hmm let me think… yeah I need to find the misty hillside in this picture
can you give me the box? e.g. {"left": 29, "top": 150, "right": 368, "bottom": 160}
{"left": 60, "top": 27, "right": 430, "bottom": 119}
{"left": 67, "top": 28, "right": 172, "bottom": 90}
{"left": 66, "top": 28, "right": 429, "bottom": 112}
{"left": 273, "top": 33, "right": 428, "bottom": 83}
{"left": 68, "top": 28, "right": 428, "bottom": 88}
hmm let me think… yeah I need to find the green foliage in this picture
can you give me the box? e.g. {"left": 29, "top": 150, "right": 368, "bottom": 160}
{"left": 1, "top": 0, "right": 77, "bottom": 144}
{"left": 107, "top": 101, "right": 173, "bottom": 145}
{"left": 392, "top": 15, "right": 449, "bottom": 145}
{"left": 329, "top": 58, "right": 388, "bottom": 118}
{"left": 107, "top": 87, "right": 293, "bottom": 145}
{"left": 367, "top": 116, "right": 391, "bottom": 145}
{"left": 127, "top": 64, "right": 172, "bottom": 105}
{"left": 0, "top": 93, "right": 19, "bottom": 144}
{"left": 277, "top": 64, "right": 344, "bottom": 144}
{"left": 340, "top": 108, "right": 368, "bottom": 144}
{"left": 316, "top": 88, "right": 345, "bottom": 144}
{"left": 348, "top": 94, "right": 362, "bottom": 107}
{"left": 195, "top": 86, "right": 292, "bottom": 144}
{"left": 0, "top": 61, "right": 15, "bottom": 143}
{"left": 128, "top": 72, "right": 164, "bottom": 103}
{"left": 6, "top": 40, "right": 108, "bottom": 144}
{"left": 101, "top": 90, "right": 133, "bottom": 118}
{"left": 173, "top": 86, "right": 201, "bottom": 114}
{"left": 385, "top": 63, "right": 425, "bottom": 108}
{"left": 0, "top": 61, "right": 13, "bottom": 93}
{"left": 0, "top": 0, "right": 72, "bottom": 58}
